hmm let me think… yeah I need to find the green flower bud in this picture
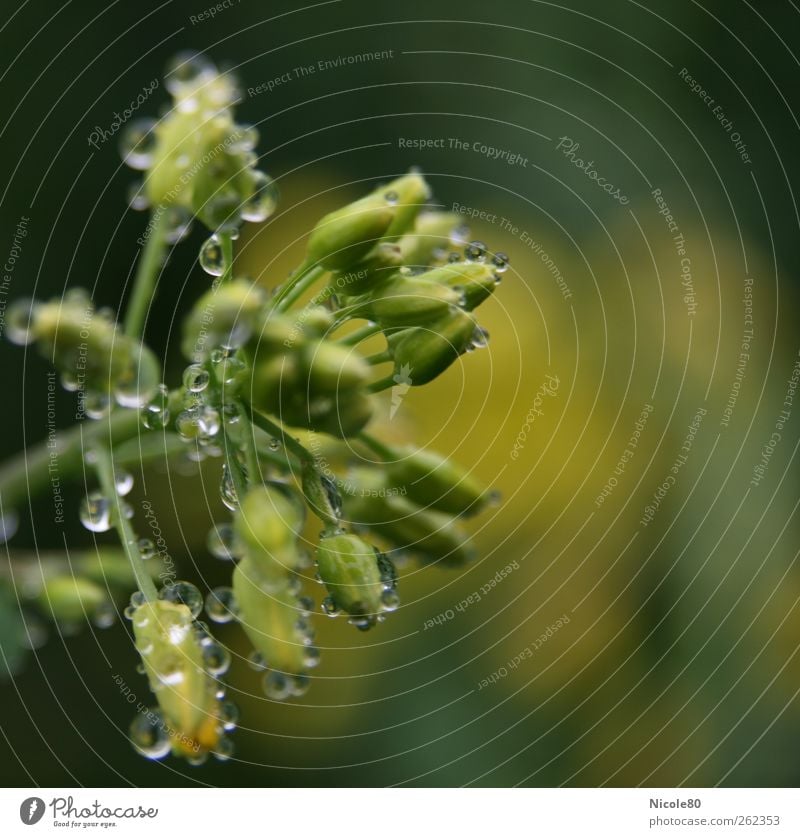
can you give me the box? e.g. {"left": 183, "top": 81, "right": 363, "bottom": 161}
{"left": 387, "top": 446, "right": 490, "bottom": 516}
{"left": 301, "top": 461, "right": 341, "bottom": 530}
{"left": 306, "top": 192, "right": 395, "bottom": 270}
{"left": 381, "top": 172, "right": 431, "bottom": 238}
{"left": 182, "top": 279, "right": 267, "bottom": 361}
{"left": 426, "top": 261, "right": 499, "bottom": 310}
{"left": 131, "top": 599, "right": 224, "bottom": 757}
{"left": 303, "top": 340, "right": 370, "bottom": 394}
{"left": 343, "top": 469, "right": 476, "bottom": 567}
{"left": 37, "top": 576, "right": 107, "bottom": 624}
{"left": 391, "top": 309, "right": 480, "bottom": 385}
{"left": 246, "top": 352, "right": 300, "bottom": 416}
{"left": 297, "top": 306, "right": 334, "bottom": 338}
{"left": 232, "top": 559, "right": 310, "bottom": 674}
{"left": 306, "top": 390, "right": 373, "bottom": 438}
{"left": 397, "top": 211, "right": 465, "bottom": 267}
{"left": 332, "top": 243, "right": 403, "bottom": 296}
{"left": 359, "top": 275, "right": 463, "bottom": 328}
{"left": 235, "top": 485, "right": 305, "bottom": 580}
{"left": 315, "top": 533, "right": 396, "bottom": 628}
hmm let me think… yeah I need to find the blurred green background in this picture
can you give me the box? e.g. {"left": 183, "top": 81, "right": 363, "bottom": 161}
{"left": 1, "top": 0, "right": 799, "bottom": 786}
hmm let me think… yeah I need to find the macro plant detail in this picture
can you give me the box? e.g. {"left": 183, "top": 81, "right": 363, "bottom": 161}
{"left": 0, "top": 53, "right": 505, "bottom": 765}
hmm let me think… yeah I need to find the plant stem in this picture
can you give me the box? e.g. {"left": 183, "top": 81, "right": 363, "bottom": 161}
{"left": 124, "top": 210, "right": 168, "bottom": 339}
{"left": 219, "top": 232, "right": 234, "bottom": 284}
{"left": 357, "top": 432, "right": 397, "bottom": 460}
{"left": 235, "top": 398, "right": 261, "bottom": 484}
{"left": 366, "top": 350, "right": 392, "bottom": 366}
{"left": 366, "top": 374, "right": 396, "bottom": 394}
{"left": 91, "top": 443, "right": 158, "bottom": 602}
{"left": 337, "top": 323, "right": 381, "bottom": 346}
{"left": 244, "top": 405, "right": 316, "bottom": 465}
{"left": 273, "top": 263, "right": 327, "bottom": 312}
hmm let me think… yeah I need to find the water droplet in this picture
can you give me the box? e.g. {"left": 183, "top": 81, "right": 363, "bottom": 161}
{"left": 84, "top": 390, "right": 111, "bottom": 420}
{"left": 141, "top": 384, "right": 170, "bottom": 430}
{"left": 159, "top": 581, "right": 203, "bottom": 618}
{"left": 447, "top": 252, "right": 462, "bottom": 264}
{"left": 0, "top": 511, "right": 18, "bottom": 544}
{"left": 268, "top": 438, "right": 281, "bottom": 452}
{"left": 219, "top": 700, "right": 239, "bottom": 731}
{"left": 384, "top": 190, "right": 399, "bottom": 205}
{"left": 130, "top": 709, "right": 171, "bottom": 759}
{"left": 240, "top": 171, "right": 279, "bottom": 223}
{"left": 349, "top": 615, "right": 374, "bottom": 632}
{"left": 163, "top": 206, "right": 194, "bottom": 244}
{"left": 248, "top": 650, "right": 267, "bottom": 671}
{"left": 199, "top": 234, "right": 225, "bottom": 277}
{"left": 491, "top": 252, "right": 510, "bottom": 273}
{"left": 183, "top": 363, "right": 210, "bottom": 393}
{"left": 205, "top": 191, "right": 241, "bottom": 233}
{"left": 212, "top": 736, "right": 235, "bottom": 761}
{"left": 219, "top": 464, "right": 238, "bottom": 510}
{"left": 290, "top": 673, "right": 310, "bottom": 697}
{"left": 127, "top": 181, "right": 150, "bottom": 211}
{"left": 186, "top": 751, "right": 209, "bottom": 767}
{"left": 202, "top": 641, "right": 231, "bottom": 676}
{"left": 321, "top": 596, "right": 339, "bottom": 616}
{"left": 262, "top": 670, "right": 292, "bottom": 700}
{"left": 138, "top": 538, "right": 156, "bottom": 560}
{"left": 303, "top": 646, "right": 321, "bottom": 669}
{"left": 381, "top": 588, "right": 400, "bottom": 612}
{"left": 465, "top": 240, "right": 487, "bottom": 262}
{"left": 119, "top": 118, "right": 158, "bottom": 170}
{"left": 5, "top": 298, "right": 38, "bottom": 345}
{"left": 114, "top": 469, "right": 134, "bottom": 496}
{"left": 164, "top": 51, "right": 216, "bottom": 95}
{"left": 470, "top": 326, "right": 490, "bottom": 350}
{"left": 206, "top": 523, "right": 240, "bottom": 561}
{"left": 229, "top": 124, "right": 259, "bottom": 153}
{"left": 79, "top": 492, "right": 112, "bottom": 533}
{"left": 205, "top": 587, "right": 237, "bottom": 623}
{"left": 93, "top": 601, "right": 117, "bottom": 628}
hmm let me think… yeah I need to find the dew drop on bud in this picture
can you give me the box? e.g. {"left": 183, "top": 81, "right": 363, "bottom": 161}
{"left": 384, "top": 190, "right": 399, "bottom": 205}
{"left": 212, "top": 736, "right": 235, "bottom": 761}
{"left": 138, "top": 538, "right": 156, "bottom": 560}
{"left": 303, "top": 645, "right": 321, "bottom": 669}
{"left": 206, "top": 523, "right": 240, "bottom": 561}
{"left": 119, "top": 118, "right": 158, "bottom": 170}
{"left": 141, "top": 384, "right": 170, "bottom": 430}
{"left": 158, "top": 581, "right": 203, "bottom": 618}
{"left": 465, "top": 240, "right": 487, "bottom": 262}
{"left": 183, "top": 363, "right": 210, "bottom": 393}
{"left": 205, "top": 586, "right": 237, "bottom": 623}
{"left": 115, "top": 469, "right": 134, "bottom": 496}
{"left": 79, "top": 492, "right": 112, "bottom": 533}
{"left": 163, "top": 205, "right": 194, "bottom": 244}
{"left": 127, "top": 180, "right": 150, "bottom": 211}
{"left": 321, "top": 596, "right": 339, "bottom": 616}
{"left": 202, "top": 640, "right": 231, "bottom": 676}
{"left": 199, "top": 234, "right": 225, "bottom": 277}
{"left": 5, "top": 298, "right": 38, "bottom": 345}
{"left": 492, "top": 252, "right": 510, "bottom": 273}
{"left": 262, "top": 670, "right": 292, "bottom": 700}
{"left": 84, "top": 390, "right": 112, "bottom": 420}
{"left": 240, "top": 171, "right": 278, "bottom": 223}
{"left": 164, "top": 51, "right": 216, "bottom": 95}
{"left": 130, "top": 709, "right": 171, "bottom": 760}
{"left": 219, "top": 464, "right": 239, "bottom": 510}
{"left": 381, "top": 588, "right": 400, "bottom": 612}
{"left": 470, "top": 326, "right": 490, "bottom": 350}
{"left": 219, "top": 700, "right": 239, "bottom": 731}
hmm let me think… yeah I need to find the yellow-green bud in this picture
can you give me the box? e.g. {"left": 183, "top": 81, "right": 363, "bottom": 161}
{"left": 360, "top": 275, "right": 462, "bottom": 328}
{"left": 391, "top": 309, "right": 480, "bottom": 385}
{"left": 332, "top": 243, "right": 403, "bottom": 296}
{"left": 315, "top": 533, "right": 396, "bottom": 629}
{"left": 397, "top": 212, "right": 465, "bottom": 268}
{"left": 307, "top": 390, "right": 373, "bottom": 438}
{"left": 381, "top": 172, "right": 431, "bottom": 238}
{"left": 306, "top": 192, "right": 396, "bottom": 270}
{"left": 303, "top": 340, "right": 370, "bottom": 394}
{"left": 387, "top": 446, "right": 490, "bottom": 516}
{"left": 301, "top": 461, "right": 342, "bottom": 529}
{"left": 38, "top": 576, "right": 107, "bottom": 624}
{"left": 131, "top": 599, "right": 223, "bottom": 757}
{"left": 426, "top": 261, "right": 499, "bottom": 310}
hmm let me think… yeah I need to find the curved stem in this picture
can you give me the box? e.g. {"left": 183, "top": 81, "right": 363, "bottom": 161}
{"left": 91, "top": 443, "right": 158, "bottom": 602}
{"left": 273, "top": 264, "right": 327, "bottom": 312}
{"left": 219, "top": 232, "right": 234, "bottom": 284}
{"left": 358, "top": 432, "right": 397, "bottom": 460}
{"left": 124, "top": 210, "right": 168, "bottom": 339}
{"left": 337, "top": 323, "right": 381, "bottom": 346}
{"left": 366, "top": 374, "right": 396, "bottom": 394}
{"left": 235, "top": 398, "right": 261, "bottom": 484}
{"left": 244, "top": 404, "right": 316, "bottom": 466}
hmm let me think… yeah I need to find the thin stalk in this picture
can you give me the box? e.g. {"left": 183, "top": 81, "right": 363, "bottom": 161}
{"left": 366, "top": 374, "right": 395, "bottom": 394}
{"left": 235, "top": 398, "right": 261, "bottom": 484}
{"left": 366, "top": 350, "right": 392, "bottom": 366}
{"left": 203, "top": 359, "right": 248, "bottom": 500}
{"left": 91, "top": 443, "right": 158, "bottom": 602}
{"left": 219, "top": 232, "right": 234, "bottom": 284}
{"left": 358, "top": 432, "right": 397, "bottom": 460}
{"left": 244, "top": 404, "right": 315, "bottom": 465}
{"left": 337, "top": 323, "right": 381, "bottom": 346}
{"left": 124, "top": 210, "right": 168, "bottom": 339}
{"left": 272, "top": 263, "right": 326, "bottom": 312}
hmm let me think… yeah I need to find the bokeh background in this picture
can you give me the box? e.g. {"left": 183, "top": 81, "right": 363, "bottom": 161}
{"left": 1, "top": 0, "right": 800, "bottom": 787}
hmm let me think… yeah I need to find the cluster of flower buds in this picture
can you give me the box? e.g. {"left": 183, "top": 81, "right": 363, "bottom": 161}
{"left": 121, "top": 52, "right": 278, "bottom": 245}
{"left": 6, "top": 289, "right": 161, "bottom": 418}
{"left": 127, "top": 584, "right": 236, "bottom": 763}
